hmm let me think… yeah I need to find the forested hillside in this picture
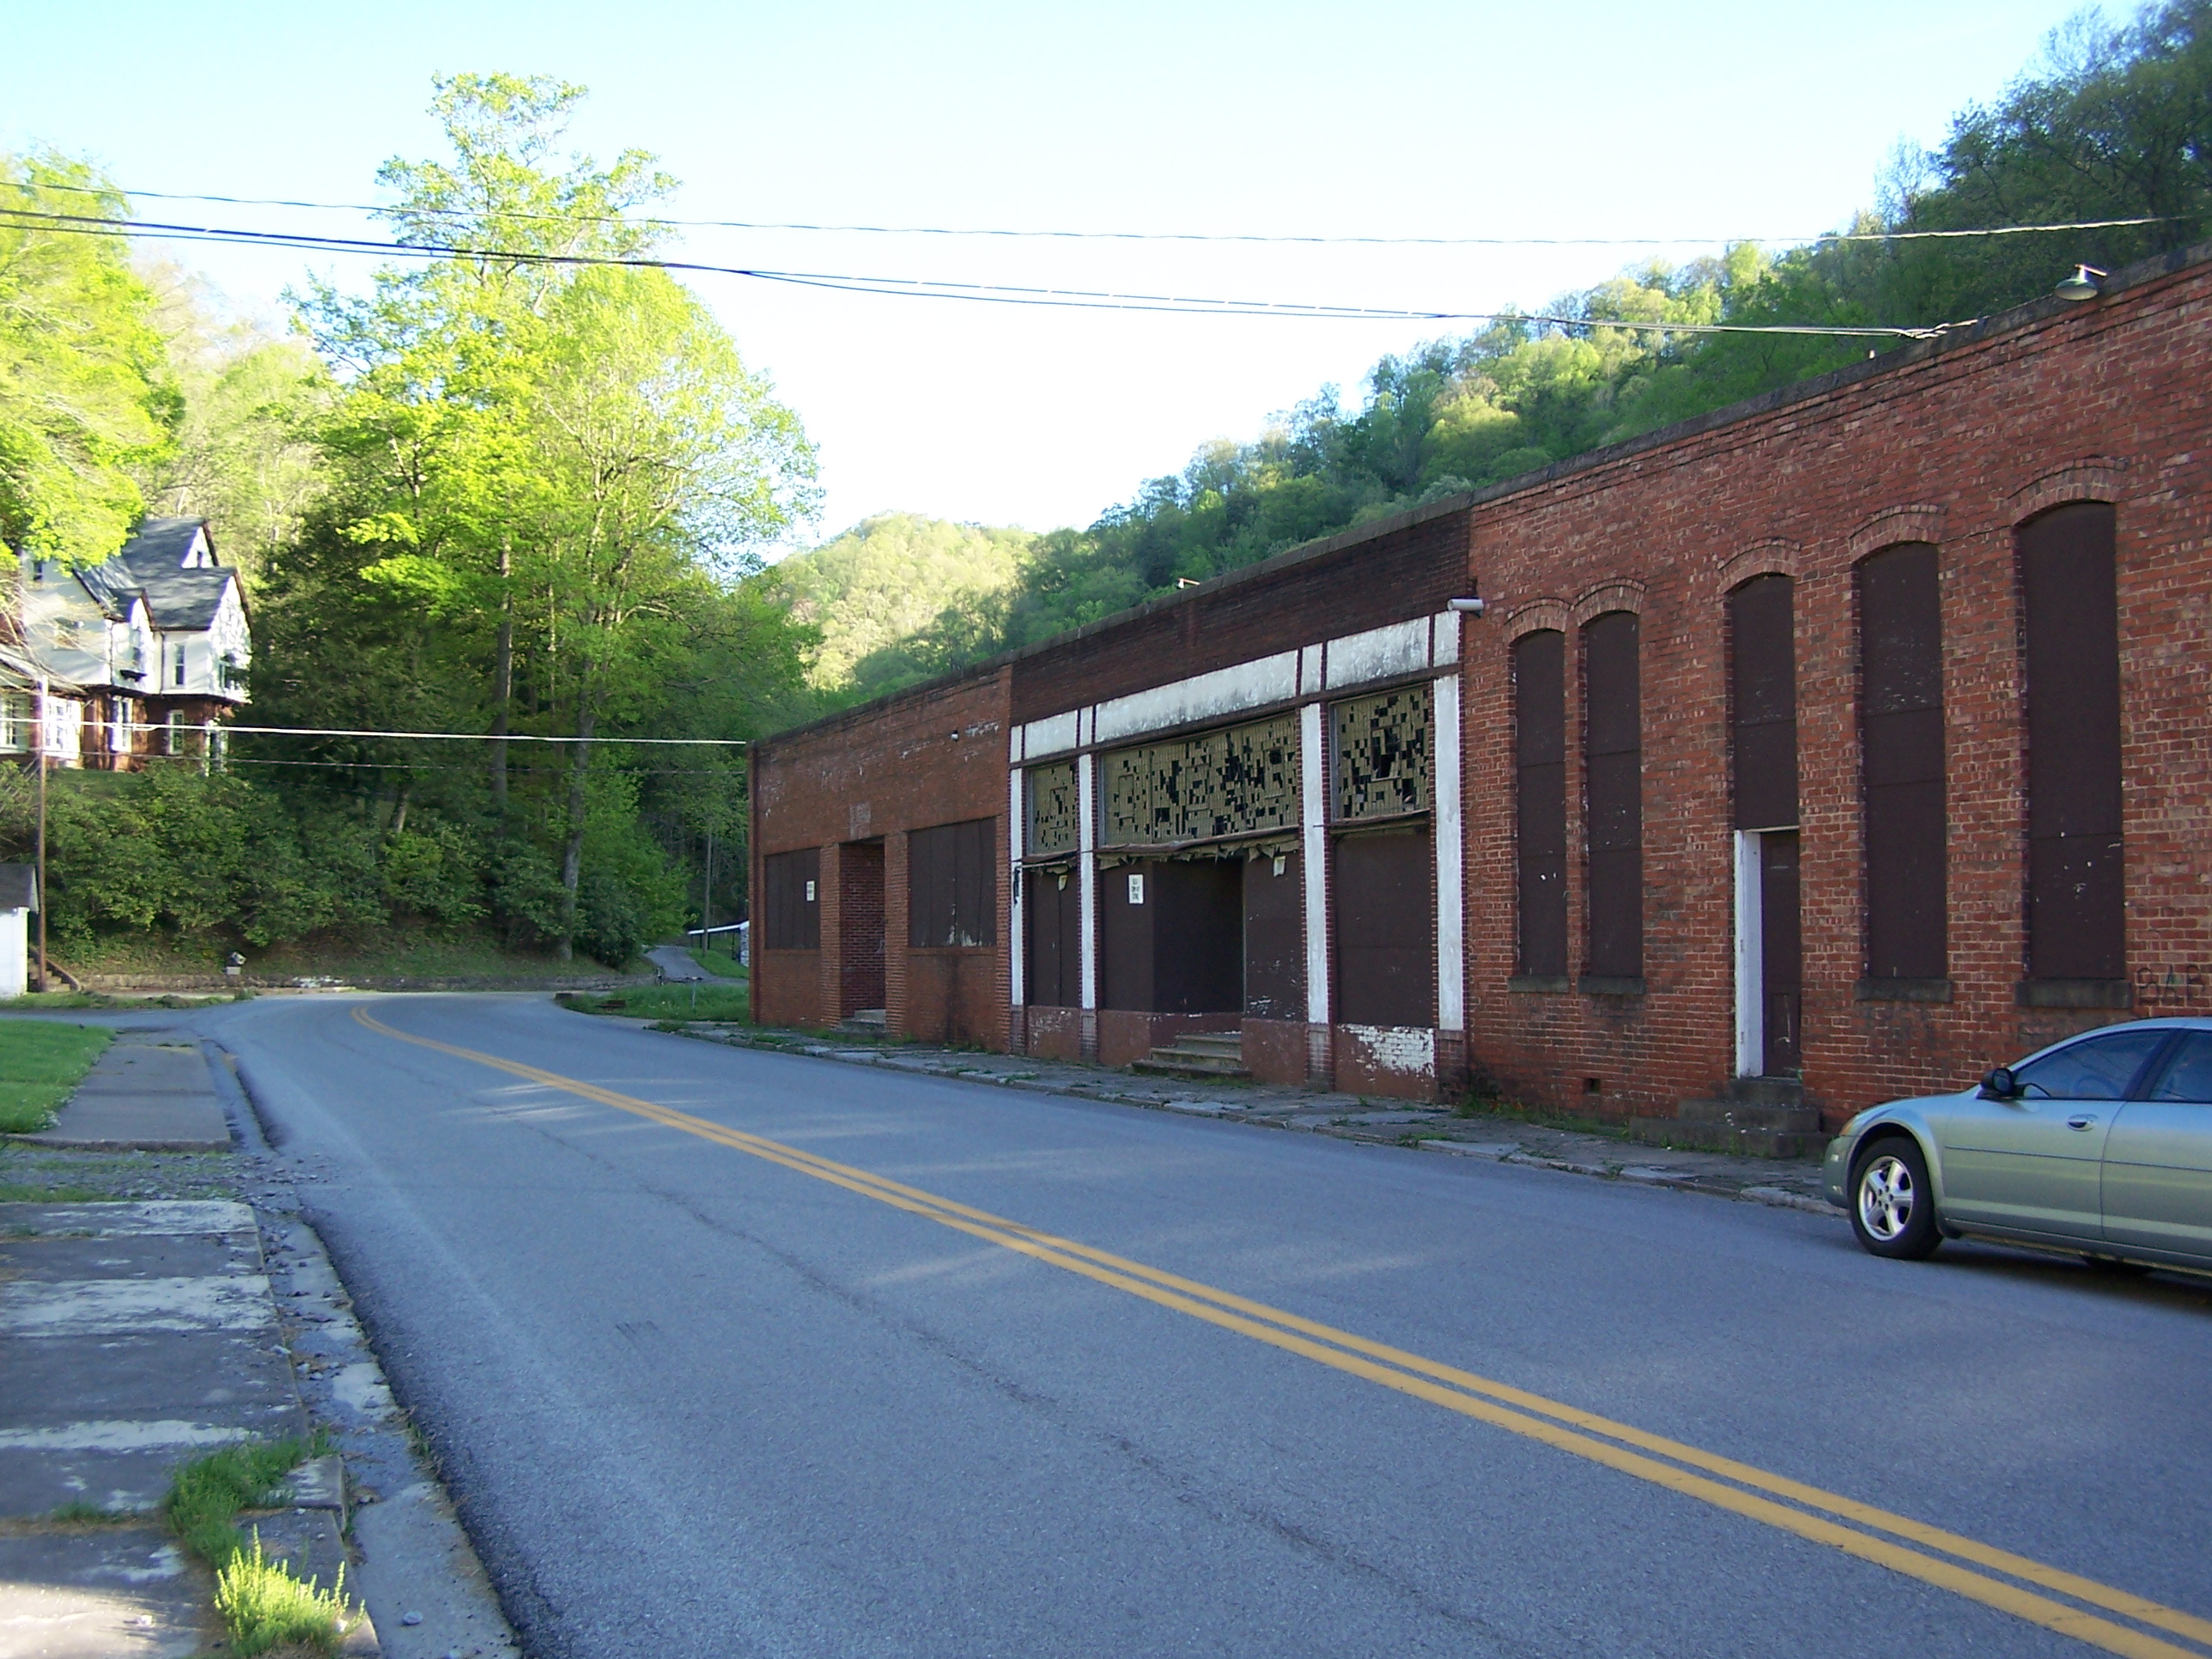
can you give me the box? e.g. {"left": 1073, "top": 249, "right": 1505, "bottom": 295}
{"left": 803, "top": 1, "right": 2212, "bottom": 703}
{"left": 0, "top": 76, "right": 817, "bottom": 968}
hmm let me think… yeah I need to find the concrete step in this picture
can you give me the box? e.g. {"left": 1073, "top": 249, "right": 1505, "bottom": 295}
{"left": 1131, "top": 1054, "right": 1253, "bottom": 1079}
{"left": 837, "top": 1008, "right": 888, "bottom": 1035}
{"left": 1725, "top": 1074, "right": 1805, "bottom": 1109}
{"left": 1132, "top": 1032, "right": 1249, "bottom": 1079}
{"left": 1675, "top": 1097, "right": 1821, "bottom": 1135}
{"left": 1624, "top": 1114, "right": 1826, "bottom": 1159}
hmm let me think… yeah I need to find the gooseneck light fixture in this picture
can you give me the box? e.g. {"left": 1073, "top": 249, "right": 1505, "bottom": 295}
{"left": 2055, "top": 264, "right": 2107, "bottom": 301}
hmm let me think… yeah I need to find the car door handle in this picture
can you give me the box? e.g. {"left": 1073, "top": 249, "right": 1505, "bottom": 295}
{"left": 2068, "top": 1115, "right": 2098, "bottom": 1130}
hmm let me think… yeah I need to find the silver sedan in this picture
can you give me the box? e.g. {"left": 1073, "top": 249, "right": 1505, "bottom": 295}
{"left": 1825, "top": 1017, "right": 2212, "bottom": 1271}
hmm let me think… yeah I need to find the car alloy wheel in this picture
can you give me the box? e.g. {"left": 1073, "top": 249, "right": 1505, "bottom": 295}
{"left": 1850, "top": 1137, "right": 1941, "bottom": 1260}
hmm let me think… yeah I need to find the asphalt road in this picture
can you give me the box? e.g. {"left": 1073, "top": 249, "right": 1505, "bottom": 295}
{"left": 170, "top": 994, "right": 2212, "bottom": 1659}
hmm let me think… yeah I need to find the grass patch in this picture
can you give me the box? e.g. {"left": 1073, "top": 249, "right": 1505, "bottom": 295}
{"left": 559, "top": 983, "right": 753, "bottom": 1023}
{"left": 689, "top": 946, "right": 746, "bottom": 978}
{"left": 0, "top": 1181, "right": 106, "bottom": 1201}
{"left": 166, "top": 1438, "right": 357, "bottom": 1656}
{"left": 48, "top": 1498, "right": 149, "bottom": 1524}
{"left": 0, "top": 1021, "right": 111, "bottom": 1134}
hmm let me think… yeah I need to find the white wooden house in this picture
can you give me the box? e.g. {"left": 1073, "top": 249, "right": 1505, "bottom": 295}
{"left": 17, "top": 517, "right": 250, "bottom": 768}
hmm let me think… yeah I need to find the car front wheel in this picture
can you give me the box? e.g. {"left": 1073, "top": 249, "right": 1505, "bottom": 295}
{"left": 1850, "top": 1137, "right": 1942, "bottom": 1260}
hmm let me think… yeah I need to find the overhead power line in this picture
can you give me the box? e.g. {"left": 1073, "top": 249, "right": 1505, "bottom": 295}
{"left": 0, "top": 207, "right": 1964, "bottom": 337}
{"left": 17, "top": 179, "right": 2180, "bottom": 247}
{"left": 115, "top": 720, "right": 744, "bottom": 745}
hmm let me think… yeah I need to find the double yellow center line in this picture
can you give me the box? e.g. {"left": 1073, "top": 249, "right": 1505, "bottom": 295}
{"left": 353, "top": 1005, "right": 2212, "bottom": 1658}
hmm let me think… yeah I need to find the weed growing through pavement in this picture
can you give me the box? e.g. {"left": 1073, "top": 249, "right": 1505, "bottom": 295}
{"left": 165, "top": 1437, "right": 359, "bottom": 1655}
{"left": 215, "top": 1530, "right": 356, "bottom": 1656}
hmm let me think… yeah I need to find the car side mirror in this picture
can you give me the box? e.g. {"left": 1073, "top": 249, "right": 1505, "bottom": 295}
{"left": 1981, "top": 1066, "right": 2021, "bottom": 1100}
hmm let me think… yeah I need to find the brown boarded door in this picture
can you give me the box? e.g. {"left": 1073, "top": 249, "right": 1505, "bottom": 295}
{"left": 838, "top": 841, "right": 886, "bottom": 1015}
{"left": 1761, "top": 831, "right": 1802, "bottom": 1075}
{"left": 1333, "top": 828, "right": 1434, "bottom": 1028}
{"left": 1153, "top": 860, "right": 1243, "bottom": 1014}
{"left": 1098, "top": 862, "right": 1156, "bottom": 1012}
{"left": 1024, "top": 866, "right": 1080, "bottom": 1007}
{"left": 1243, "top": 853, "right": 1305, "bottom": 1020}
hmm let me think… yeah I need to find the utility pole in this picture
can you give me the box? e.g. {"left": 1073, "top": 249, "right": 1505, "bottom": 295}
{"left": 702, "top": 828, "right": 714, "bottom": 935}
{"left": 33, "top": 677, "right": 47, "bottom": 994}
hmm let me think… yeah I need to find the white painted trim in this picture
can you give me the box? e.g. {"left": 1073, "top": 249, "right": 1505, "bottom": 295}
{"left": 1019, "top": 709, "right": 1079, "bottom": 761}
{"left": 1434, "top": 606, "right": 1461, "bottom": 665}
{"left": 1735, "top": 830, "right": 1763, "bottom": 1078}
{"left": 1019, "top": 608, "right": 1464, "bottom": 756}
{"left": 1008, "top": 768, "right": 1025, "bottom": 1007}
{"left": 1077, "top": 752, "right": 1097, "bottom": 1012}
{"left": 1092, "top": 652, "right": 1297, "bottom": 745}
{"left": 1324, "top": 617, "right": 1431, "bottom": 690}
{"left": 1300, "top": 702, "right": 1330, "bottom": 1025}
{"left": 1433, "top": 674, "right": 1464, "bottom": 1031}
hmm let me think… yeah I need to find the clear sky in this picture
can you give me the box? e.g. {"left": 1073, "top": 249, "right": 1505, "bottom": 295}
{"left": 4, "top": 0, "right": 2087, "bottom": 546}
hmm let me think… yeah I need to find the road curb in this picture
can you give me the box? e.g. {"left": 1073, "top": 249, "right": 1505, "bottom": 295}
{"left": 210, "top": 1041, "right": 522, "bottom": 1659}
{"left": 641, "top": 1021, "right": 1844, "bottom": 1222}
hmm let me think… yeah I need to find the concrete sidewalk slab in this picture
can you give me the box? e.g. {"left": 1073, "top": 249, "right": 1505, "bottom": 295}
{"left": 20, "top": 1040, "right": 230, "bottom": 1154}
{"left": 0, "top": 1526, "right": 212, "bottom": 1658}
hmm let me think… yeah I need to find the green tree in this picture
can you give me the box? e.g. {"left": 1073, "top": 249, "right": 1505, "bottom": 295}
{"left": 0, "top": 154, "right": 173, "bottom": 565}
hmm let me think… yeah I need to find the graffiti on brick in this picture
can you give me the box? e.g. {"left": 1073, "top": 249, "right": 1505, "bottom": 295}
{"left": 1026, "top": 760, "right": 1079, "bottom": 856}
{"left": 1334, "top": 684, "right": 1431, "bottom": 820}
{"left": 1101, "top": 714, "right": 1300, "bottom": 847}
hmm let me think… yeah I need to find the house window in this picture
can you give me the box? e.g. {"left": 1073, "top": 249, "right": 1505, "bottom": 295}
{"left": 2021, "top": 502, "right": 2124, "bottom": 981}
{"left": 908, "top": 818, "right": 996, "bottom": 948}
{"left": 1859, "top": 544, "right": 1946, "bottom": 980}
{"left": 1512, "top": 630, "right": 1567, "bottom": 979}
{"left": 0, "top": 693, "right": 30, "bottom": 753}
{"left": 1582, "top": 611, "right": 1642, "bottom": 981}
{"left": 164, "top": 712, "right": 182, "bottom": 757}
{"left": 173, "top": 646, "right": 186, "bottom": 688}
{"left": 762, "top": 849, "right": 821, "bottom": 949}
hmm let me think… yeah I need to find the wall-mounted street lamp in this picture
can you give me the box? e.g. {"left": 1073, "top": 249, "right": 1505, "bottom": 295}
{"left": 1448, "top": 596, "right": 1487, "bottom": 617}
{"left": 2055, "top": 264, "right": 2107, "bottom": 302}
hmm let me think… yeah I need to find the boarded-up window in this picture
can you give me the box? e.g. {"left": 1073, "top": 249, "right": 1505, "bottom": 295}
{"left": 1513, "top": 630, "right": 1567, "bottom": 978}
{"left": 1026, "top": 762, "right": 1079, "bottom": 856}
{"left": 1334, "top": 686, "right": 1431, "bottom": 821}
{"left": 1024, "top": 864, "right": 1081, "bottom": 1006}
{"left": 1730, "top": 575, "right": 1796, "bottom": 830}
{"left": 1859, "top": 544, "right": 1946, "bottom": 980}
{"left": 1102, "top": 715, "right": 1298, "bottom": 847}
{"left": 1334, "top": 829, "right": 1434, "bottom": 1025}
{"left": 2021, "top": 502, "right": 2124, "bottom": 981}
{"left": 908, "top": 818, "right": 997, "bottom": 948}
{"left": 1582, "top": 611, "right": 1642, "bottom": 979}
{"left": 762, "top": 848, "right": 820, "bottom": 949}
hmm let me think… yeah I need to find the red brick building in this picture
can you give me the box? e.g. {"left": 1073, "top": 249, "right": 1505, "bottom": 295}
{"left": 750, "top": 242, "right": 2212, "bottom": 1137}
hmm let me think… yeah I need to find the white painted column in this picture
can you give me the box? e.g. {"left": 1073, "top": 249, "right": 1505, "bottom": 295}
{"left": 1077, "top": 751, "right": 1098, "bottom": 1012}
{"left": 1433, "top": 673, "right": 1464, "bottom": 1031}
{"left": 1007, "top": 765, "right": 1025, "bottom": 1009}
{"left": 1734, "top": 830, "right": 1764, "bottom": 1077}
{"left": 1300, "top": 701, "right": 1330, "bottom": 1025}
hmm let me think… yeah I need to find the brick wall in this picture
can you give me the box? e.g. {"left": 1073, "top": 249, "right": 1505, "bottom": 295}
{"left": 1455, "top": 252, "right": 2212, "bottom": 1128}
{"left": 751, "top": 668, "right": 1013, "bottom": 1045}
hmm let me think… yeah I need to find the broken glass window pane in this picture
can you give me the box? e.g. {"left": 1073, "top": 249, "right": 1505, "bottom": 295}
{"left": 1334, "top": 685, "right": 1431, "bottom": 820}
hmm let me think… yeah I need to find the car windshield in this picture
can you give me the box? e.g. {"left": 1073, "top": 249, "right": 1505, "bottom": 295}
{"left": 2009, "top": 1028, "right": 2171, "bottom": 1100}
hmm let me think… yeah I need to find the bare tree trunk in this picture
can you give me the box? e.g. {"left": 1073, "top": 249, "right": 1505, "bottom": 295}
{"left": 390, "top": 783, "right": 413, "bottom": 839}
{"left": 556, "top": 699, "right": 594, "bottom": 961}
{"left": 490, "top": 543, "right": 512, "bottom": 815}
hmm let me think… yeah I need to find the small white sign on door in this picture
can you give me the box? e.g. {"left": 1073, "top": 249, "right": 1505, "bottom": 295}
{"left": 805, "top": 879, "right": 817, "bottom": 902}
{"left": 1127, "top": 872, "right": 1145, "bottom": 905}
